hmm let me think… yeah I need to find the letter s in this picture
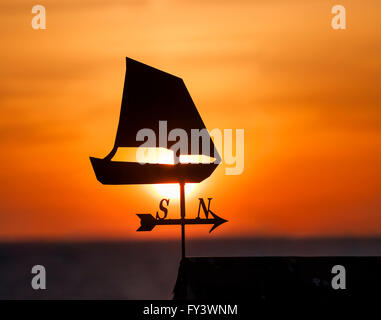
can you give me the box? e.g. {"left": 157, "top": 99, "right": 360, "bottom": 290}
{"left": 156, "top": 198, "right": 170, "bottom": 220}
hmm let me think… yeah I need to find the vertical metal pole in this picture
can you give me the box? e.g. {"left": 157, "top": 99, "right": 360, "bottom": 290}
{"left": 180, "top": 182, "right": 186, "bottom": 259}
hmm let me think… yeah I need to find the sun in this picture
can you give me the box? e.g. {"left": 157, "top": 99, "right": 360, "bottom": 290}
{"left": 137, "top": 148, "right": 203, "bottom": 198}
{"left": 152, "top": 183, "right": 197, "bottom": 198}
{"left": 113, "top": 147, "right": 210, "bottom": 198}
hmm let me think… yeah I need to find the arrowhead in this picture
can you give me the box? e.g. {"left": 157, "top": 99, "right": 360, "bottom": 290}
{"left": 208, "top": 211, "right": 228, "bottom": 233}
{"left": 136, "top": 214, "right": 157, "bottom": 231}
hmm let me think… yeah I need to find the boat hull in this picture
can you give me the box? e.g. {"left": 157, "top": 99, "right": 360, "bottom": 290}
{"left": 90, "top": 157, "right": 218, "bottom": 185}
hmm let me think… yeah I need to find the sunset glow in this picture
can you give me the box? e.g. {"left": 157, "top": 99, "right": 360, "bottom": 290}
{"left": 152, "top": 183, "right": 197, "bottom": 198}
{"left": 1, "top": 0, "right": 381, "bottom": 240}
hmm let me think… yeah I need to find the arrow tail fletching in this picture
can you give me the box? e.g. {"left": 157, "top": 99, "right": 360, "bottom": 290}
{"left": 137, "top": 214, "right": 157, "bottom": 231}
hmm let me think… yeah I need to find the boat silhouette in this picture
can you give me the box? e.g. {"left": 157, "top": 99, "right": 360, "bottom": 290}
{"left": 90, "top": 58, "right": 220, "bottom": 185}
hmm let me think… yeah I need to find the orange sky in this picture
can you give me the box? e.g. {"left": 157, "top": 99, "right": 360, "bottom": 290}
{"left": 0, "top": 0, "right": 381, "bottom": 240}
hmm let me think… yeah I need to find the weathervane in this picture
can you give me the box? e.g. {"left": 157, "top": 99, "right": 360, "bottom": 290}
{"left": 90, "top": 57, "right": 227, "bottom": 258}
{"left": 137, "top": 197, "right": 227, "bottom": 258}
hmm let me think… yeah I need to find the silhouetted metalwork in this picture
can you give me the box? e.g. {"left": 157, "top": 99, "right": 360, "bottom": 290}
{"left": 89, "top": 57, "right": 227, "bottom": 258}
{"left": 137, "top": 196, "right": 227, "bottom": 258}
{"left": 90, "top": 58, "right": 220, "bottom": 185}
{"left": 137, "top": 211, "right": 227, "bottom": 233}
{"left": 90, "top": 160, "right": 218, "bottom": 185}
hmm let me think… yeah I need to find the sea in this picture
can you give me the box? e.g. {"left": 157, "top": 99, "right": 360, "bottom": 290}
{"left": 1, "top": 238, "right": 380, "bottom": 299}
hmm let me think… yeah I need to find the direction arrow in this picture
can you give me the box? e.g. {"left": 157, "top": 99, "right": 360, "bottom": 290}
{"left": 137, "top": 211, "right": 228, "bottom": 233}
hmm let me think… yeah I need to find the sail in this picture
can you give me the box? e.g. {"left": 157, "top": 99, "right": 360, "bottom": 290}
{"left": 111, "top": 58, "right": 219, "bottom": 161}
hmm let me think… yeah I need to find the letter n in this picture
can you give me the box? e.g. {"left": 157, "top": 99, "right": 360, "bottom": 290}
{"left": 197, "top": 198, "right": 213, "bottom": 219}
